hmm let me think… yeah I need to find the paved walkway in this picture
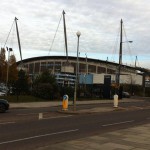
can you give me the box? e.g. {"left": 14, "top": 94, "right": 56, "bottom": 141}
{"left": 10, "top": 98, "right": 148, "bottom": 114}
{"left": 38, "top": 123, "right": 150, "bottom": 150}
{"left": 10, "top": 98, "right": 143, "bottom": 109}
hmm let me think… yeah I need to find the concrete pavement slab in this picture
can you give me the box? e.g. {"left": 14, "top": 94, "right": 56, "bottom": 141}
{"left": 37, "top": 123, "right": 150, "bottom": 150}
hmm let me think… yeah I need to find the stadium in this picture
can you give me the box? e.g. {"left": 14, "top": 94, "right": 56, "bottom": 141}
{"left": 17, "top": 55, "right": 149, "bottom": 98}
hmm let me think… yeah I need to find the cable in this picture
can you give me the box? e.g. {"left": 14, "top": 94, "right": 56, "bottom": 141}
{"left": 3, "top": 20, "right": 15, "bottom": 48}
{"left": 122, "top": 23, "right": 134, "bottom": 66}
{"left": 110, "top": 25, "right": 120, "bottom": 62}
{"left": 10, "top": 25, "right": 15, "bottom": 49}
{"left": 48, "top": 13, "right": 63, "bottom": 55}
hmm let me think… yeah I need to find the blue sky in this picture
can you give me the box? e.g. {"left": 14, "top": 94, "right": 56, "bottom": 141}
{"left": 0, "top": 0, "right": 150, "bottom": 69}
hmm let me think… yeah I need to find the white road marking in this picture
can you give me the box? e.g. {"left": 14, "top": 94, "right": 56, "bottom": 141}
{"left": 17, "top": 113, "right": 38, "bottom": 116}
{"left": 102, "top": 120, "right": 134, "bottom": 127}
{"left": 17, "top": 113, "right": 73, "bottom": 120}
{"left": 42, "top": 115, "right": 73, "bottom": 120}
{"left": 39, "top": 113, "right": 43, "bottom": 120}
{"left": 0, "top": 129, "right": 79, "bottom": 145}
{"left": 0, "top": 122, "right": 15, "bottom": 125}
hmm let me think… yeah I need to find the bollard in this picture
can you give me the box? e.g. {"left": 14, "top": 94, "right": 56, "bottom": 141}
{"left": 39, "top": 113, "right": 43, "bottom": 120}
{"left": 62, "top": 94, "right": 68, "bottom": 111}
{"left": 114, "top": 94, "right": 118, "bottom": 108}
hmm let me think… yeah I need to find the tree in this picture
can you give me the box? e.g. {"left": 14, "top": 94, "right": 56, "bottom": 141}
{"left": 0, "top": 48, "right": 18, "bottom": 90}
{"left": 0, "top": 48, "right": 7, "bottom": 82}
{"left": 9, "top": 54, "right": 18, "bottom": 84}
{"left": 13, "top": 69, "right": 29, "bottom": 95}
{"left": 32, "top": 70, "right": 59, "bottom": 100}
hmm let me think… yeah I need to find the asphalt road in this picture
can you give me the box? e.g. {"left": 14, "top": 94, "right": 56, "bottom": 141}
{"left": 1, "top": 100, "right": 150, "bottom": 121}
{"left": 0, "top": 101, "right": 150, "bottom": 150}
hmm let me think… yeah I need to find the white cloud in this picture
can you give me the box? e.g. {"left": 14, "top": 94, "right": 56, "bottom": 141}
{"left": 0, "top": 0, "right": 150, "bottom": 69}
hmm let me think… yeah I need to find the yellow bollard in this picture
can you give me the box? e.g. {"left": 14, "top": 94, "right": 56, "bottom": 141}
{"left": 62, "top": 95, "right": 68, "bottom": 111}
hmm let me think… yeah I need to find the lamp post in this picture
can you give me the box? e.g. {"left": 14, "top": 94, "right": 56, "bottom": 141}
{"left": 116, "top": 20, "right": 133, "bottom": 87}
{"left": 6, "top": 47, "right": 13, "bottom": 95}
{"left": 74, "top": 31, "right": 81, "bottom": 110}
{"left": 114, "top": 39, "right": 132, "bottom": 107}
{"left": 117, "top": 40, "right": 133, "bottom": 87}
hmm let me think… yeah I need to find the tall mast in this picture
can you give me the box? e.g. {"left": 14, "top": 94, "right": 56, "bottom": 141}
{"left": 135, "top": 56, "right": 137, "bottom": 67}
{"left": 62, "top": 10, "right": 68, "bottom": 63}
{"left": 15, "top": 17, "right": 23, "bottom": 67}
{"left": 117, "top": 19, "right": 123, "bottom": 85}
{"left": 119, "top": 19, "right": 123, "bottom": 66}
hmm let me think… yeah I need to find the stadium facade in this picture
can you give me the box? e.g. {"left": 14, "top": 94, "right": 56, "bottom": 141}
{"left": 17, "top": 55, "right": 143, "bottom": 86}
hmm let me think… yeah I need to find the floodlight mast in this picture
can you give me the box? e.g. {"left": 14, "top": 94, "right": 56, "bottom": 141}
{"left": 15, "top": 17, "right": 23, "bottom": 68}
{"left": 62, "top": 10, "right": 68, "bottom": 63}
{"left": 117, "top": 19, "right": 123, "bottom": 86}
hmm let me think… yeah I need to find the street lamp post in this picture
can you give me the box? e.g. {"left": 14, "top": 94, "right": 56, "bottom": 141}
{"left": 74, "top": 31, "right": 81, "bottom": 110}
{"left": 6, "top": 47, "right": 13, "bottom": 95}
{"left": 117, "top": 19, "right": 123, "bottom": 88}
{"left": 117, "top": 40, "right": 133, "bottom": 87}
{"left": 116, "top": 20, "right": 133, "bottom": 94}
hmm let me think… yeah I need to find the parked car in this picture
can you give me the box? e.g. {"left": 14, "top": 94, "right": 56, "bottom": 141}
{"left": 0, "top": 99, "right": 9, "bottom": 113}
{"left": 122, "top": 92, "right": 130, "bottom": 98}
{"left": 0, "top": 91, "right": 6, "bottom": 96}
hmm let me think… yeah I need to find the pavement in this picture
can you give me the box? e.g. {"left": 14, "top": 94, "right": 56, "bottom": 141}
{"left": 10, "top": 98, "right": 145, "bottom": 109}
{"left": 10, "top": 98, "right": 150, "bottom": 113}
{"left": 36, "top": 123, "right": 150, "bottom": 150}
{"left": 9, "top": 98, "right": 150, "bottom": 150}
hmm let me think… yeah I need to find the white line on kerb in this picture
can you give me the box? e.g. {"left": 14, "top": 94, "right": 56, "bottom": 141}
{"left": 17, "top": 113, "right": 38, "bottom": 116}
{"left": 42, "top": 115, "right": 73, "bottom": 120}
{"left": 102, "top": 120, "right": 134, "bottom": 127}
{"left": 0, "top": 129, "right": 79, "bottom": 145}
{"left": 0, "top": 122, "right": 15, "bottom": 125}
